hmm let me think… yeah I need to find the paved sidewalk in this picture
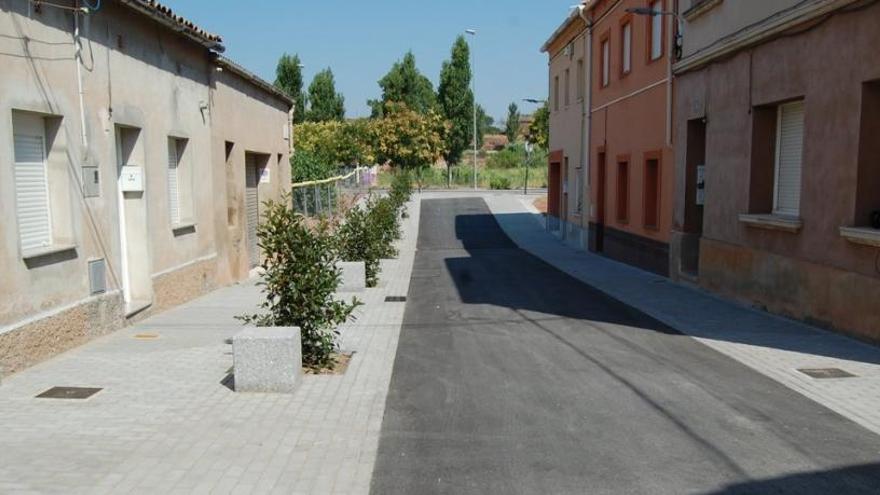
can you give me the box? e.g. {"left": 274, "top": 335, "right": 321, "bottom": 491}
{"left": 0, "top": 198, "right": 420, "bottom": 495}
{"left": 481, "top": 193, "right": 880, "bottom": 437}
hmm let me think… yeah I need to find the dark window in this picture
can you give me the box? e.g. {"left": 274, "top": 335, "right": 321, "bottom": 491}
{"left": 617, "top": 160, "right": 629, "bottom": 223}
{"left": 644, "top": 158, "right": 660, "bottom": 229}
{"left": 856, "top": 81, "right": 880, "bottom": 228}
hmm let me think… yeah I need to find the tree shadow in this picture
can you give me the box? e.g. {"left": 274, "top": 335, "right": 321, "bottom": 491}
{"left": 702, "top": 463, "right": 880, "bottom": 494}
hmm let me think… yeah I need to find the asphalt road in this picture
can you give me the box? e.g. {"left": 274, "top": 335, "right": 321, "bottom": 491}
{"left": 370, "top": 197, "right": 880, "bottom": 495}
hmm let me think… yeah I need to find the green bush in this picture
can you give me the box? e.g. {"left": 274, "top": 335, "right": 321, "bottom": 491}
{"left": 489, "top": 176, "right": 512, "bottom": 190}
{"left": 291, "top": 150, "right": 336, "bottom": 183}
{"left": 388, "top": 170, "right": 413, "bottom": 209}
{"left": 336, "top": 195, "right": 401, "bottom": 288}
{"left": 238, "top": 196, "right": 359, "bottom": 369}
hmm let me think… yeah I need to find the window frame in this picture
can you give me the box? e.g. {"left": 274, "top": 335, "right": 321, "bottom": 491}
{"left": 167, "top": 136, "right": 195, "bottom": 228}
{"left": 616, "top": 154, "right": 630, "bottom": 224}
{"left": 646, "top": 0, "right": 665, "bottom": 64}
{"left": 620, "top": 16, "right": 633, "bottom": 77}
{"left": 553, "top": 74, "right": 560, "bottom": 111}
{"left": 643, "top": 151, "right": 662, "bottom": 230}
{"left": 564, "top": 67, "right": 571, "bottom": 107}
{"left": 576, "top": 58, "right": 585, "bottom": 102}
{"left": 599, "top": 30, "right": 611, "bottom": 88}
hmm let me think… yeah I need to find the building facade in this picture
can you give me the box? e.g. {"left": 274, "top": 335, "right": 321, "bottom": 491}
{"left": 0, "top": 0, "right": 292, "bottom": 374}
{"left": 671, "top": 0, "right": 880, "bottom": 341}
{"left": 542, "top": 0, "right": 676, "bottom": 275}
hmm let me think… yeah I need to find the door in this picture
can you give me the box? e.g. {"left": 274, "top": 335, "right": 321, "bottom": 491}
{"left": 115, "top": 126, "right": 152, "bottom": 313}
{"left": 594, "top": 151, "right": 606, "bottom": 253}
{"left": 682, "top": 119, "right": 707, "bottom": 277}
{"left": 245, "top": 154, "right": 260, "bottom": 268}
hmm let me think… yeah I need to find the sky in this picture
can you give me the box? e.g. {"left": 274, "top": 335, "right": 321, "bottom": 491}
{"left": 169, "top": 1, "right": 577, "bottom": 122}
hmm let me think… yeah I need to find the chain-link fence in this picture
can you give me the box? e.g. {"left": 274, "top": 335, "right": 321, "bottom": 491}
{"left": 291, "top": 165, "right": 377, "bottom": 217}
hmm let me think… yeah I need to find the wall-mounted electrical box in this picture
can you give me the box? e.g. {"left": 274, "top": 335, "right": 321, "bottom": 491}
{"left": 82, "top": 166, "right": 100, "bottom": 198}
{"left": 120, "top": 165, "right": 144, "bottom": 192}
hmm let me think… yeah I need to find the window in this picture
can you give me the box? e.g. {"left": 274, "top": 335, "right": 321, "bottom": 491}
{"left": 855, "top": 81, "right": 880, "bottom": 228}
{"left": 617, "top": 158, "right": 629, "bottom": 223}
{"left": 564, "top": 68, "right": 571, "bottom": 106}
{"left": 601, "top": 38, "right": 610, "bottom": 87}
{"left": 554, "top": 75, "right": 560, "bottom": 111}
{"left": 773, "top": 100, "right": 805, "bottom": 216}
{"left": 621, "top": 21, "right": 632, "bottom": 75}
{"left": 644, "top": 156, "right": 660, "bottom": 228}
{"left": 12, "top": 110, "right": 72, "bottom": 255}
{"left": 13, "top": 114, "right": 52, "bottom": 252}
{"left": 576, "top": 166, "right": 583, "bottom": 214}
{"left": 576, "top": 59, "right": 585, "bottom": 101}
{"left": 649, "top": 0, "right": 664, "bottom": 61}
{"left": 167, "top": 137, "right": 194, "bottom": 226}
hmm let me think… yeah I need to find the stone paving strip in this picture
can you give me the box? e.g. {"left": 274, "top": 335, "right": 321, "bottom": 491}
{"left": 479, "top": 191, "right": 880, "bottom": 438}
{"left": 0, "top": 198, "right": 420, "bottom": 495}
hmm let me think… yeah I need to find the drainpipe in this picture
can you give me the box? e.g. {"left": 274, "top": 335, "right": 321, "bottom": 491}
{"left": 577, "top": 5, "right": 593, "bottom": 249}
{"left": 74, "top": 3, "right": 90, "bottom": 161}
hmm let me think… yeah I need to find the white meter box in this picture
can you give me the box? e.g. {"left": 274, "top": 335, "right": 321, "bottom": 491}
{"left": 120, "top": 166, "right": 144, "bottom": 192}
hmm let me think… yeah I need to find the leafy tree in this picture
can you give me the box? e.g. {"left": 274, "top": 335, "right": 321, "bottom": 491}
{"left": 476, "top": 104, "right": 491, "bottom": 147}
{"left": 291, "top": 149, "right": 335, "bottom": 182}
{"left": 372, "top": 103, "right": 449, "bottom": 177}
{"left": 306, "top": 68, "right": 345, "bottom": 122}
{"left": 294, "top": 120, "right": 375, "bottom": 166}
{"left": 528, "top": 102, "right": 550, "bottom": 149}
{"left": 370, "top": 52, "right": 437, "bottom": 117}
{"left": 274, "top": 53, "right": 306, "bottom": 124}
{"left": 437, "top": 36, "right": 474, "bottom": 165}
{"left": 505, "top": 102, "right": 521, "bottom": 143}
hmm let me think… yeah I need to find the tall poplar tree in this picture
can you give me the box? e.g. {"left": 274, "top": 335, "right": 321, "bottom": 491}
{"left": 437, "top": 36, "right": 474, "bottom": 165}
{"left": 274, "top": 53, "right": 306, "bottom": 123}
{"left": 505, "top": 102, "right": 521, "bottom": 143}
{"left": 306, "top": 68, "right": 345, "bottom": 122}
{"left": 369, "top": 51, "right": 437, "bottom": 117}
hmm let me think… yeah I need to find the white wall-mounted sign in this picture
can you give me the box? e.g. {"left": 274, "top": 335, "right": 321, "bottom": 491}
{"left": 260, "top": 166, "right": 271, "bottom": 184}
{"left": 120, "top": 166, "right": 144, "bottom": 192}
{"left": 696, "top": 164, "right": 705, "bottom": 206}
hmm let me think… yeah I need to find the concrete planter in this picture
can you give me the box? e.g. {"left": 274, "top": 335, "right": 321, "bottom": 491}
{"left": 232, "top": 326, "right": 302, "bottom": 394}
{"left": 337, "top": 261, "right": 366, "bottom": 292}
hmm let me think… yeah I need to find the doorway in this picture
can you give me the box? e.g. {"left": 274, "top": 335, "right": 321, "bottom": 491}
{"left": 115, "top": 126, "right": 152, "bottom": 314}
{"left": 593, "top": 150, "right": 607, "bottom": 253}
{"left": 548, "top": 160, "right": 561, "bottom": 232}
{"left": 244, "top": 153, "right": 262, "bottom": 268}
{"left": 681, "top": 119, "right": 707, "bottom": 278}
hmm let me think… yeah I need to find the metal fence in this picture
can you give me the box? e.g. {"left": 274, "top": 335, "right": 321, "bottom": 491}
{"left": 291, "top": 165, "right": 378, "bottom": 217}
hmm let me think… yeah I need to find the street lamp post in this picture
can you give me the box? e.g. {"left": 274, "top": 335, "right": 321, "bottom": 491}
{"left": 524, "top": 141, "right": 533, "bottom": 195}
{"left": 466, "top": 29, "right": 477, "bottom": 190}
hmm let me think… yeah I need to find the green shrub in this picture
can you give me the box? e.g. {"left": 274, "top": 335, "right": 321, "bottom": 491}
{"left": 291, "top": 150, "right": 336, "bottom": 183}
{"left": 389, "top": 170, "right": 413, "bottom": 209}
{"left": 336, "top": 203, "right": 382, "bottom": 288}
{"left": 489, "top": 176, "right": 512, "bottom": 190}
{"left": 238, "top": 196, "right": 360, "bottom": 369}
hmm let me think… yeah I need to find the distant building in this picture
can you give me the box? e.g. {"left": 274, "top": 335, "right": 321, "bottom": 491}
{"left": 0, "top": 0, "right": 293, "bottom": 373}
{"left": 482, "top": 134, "right": 509, "bottom": 151}
{"left": 671, "top": 0, "right": 880, "bottom": 341}
{"left": 542, "top": 0, "right": 675, "bottom": 275}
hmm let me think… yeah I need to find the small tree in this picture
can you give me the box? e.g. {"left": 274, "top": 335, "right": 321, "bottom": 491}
{"left": 239, "top": 197, "right": 359, "bottom": 369}
{"left": 275, "top": 53, "right": 306, "bottom": 124}
{"left": 528, "top": 103, "right": 550, "bottom": 150}
{"left": 306, "top": 68, "right": 345, "bottom": 122}
{"left": 505, "top": 102, "right": 521, "bottom": 143}
{"left": 372, "top": 103, "right": 449, "bottom": 188}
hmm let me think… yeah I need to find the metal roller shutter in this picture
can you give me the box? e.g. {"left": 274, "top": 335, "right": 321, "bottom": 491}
{"left": 245, "top": 156, "right": 259, "bottom": 268}
{"left": 168, "top": 139, "right": 181, "bottom": 225}
{"left": 14, "top": 134, "right": 52, "bottom": 251}
{"left": 774, "top": 101, "right": 805, "bottom": 216}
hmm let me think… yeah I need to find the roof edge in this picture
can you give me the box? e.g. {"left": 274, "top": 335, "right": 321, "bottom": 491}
{"left": 215, "top": 56, "right": 294, "bottom": 107}
{"left": 117, "top": 0, "right": 225, "bottom": 52}
{"left": 540, "top": 1, "right": 591, "bottom": 53}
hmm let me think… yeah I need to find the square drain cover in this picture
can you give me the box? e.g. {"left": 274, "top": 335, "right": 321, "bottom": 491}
{"left": 385, "top": 296, "right": 407, "bottom": 302}
{"left": 798, "top": 368, "right": 856, "bottom": 379}
{"left": 36, "top": 386, "right": 102, "bottom": 399}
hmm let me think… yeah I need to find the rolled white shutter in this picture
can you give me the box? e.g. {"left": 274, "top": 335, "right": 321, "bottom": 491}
{"left": 623, "top": 23, "right": 632, "bottom": 72}
{"left": 168, "top": 139, "right": 180, "bottom": 225}
{"left": 14, "top": 134, "right": 52, "bottom": 251}
{"left": 774, "top": 101, "right": 805, "bottom": 216}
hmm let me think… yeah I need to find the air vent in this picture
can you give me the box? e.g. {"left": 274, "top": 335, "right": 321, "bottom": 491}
{"left": 36, "top": 386, "right": 102, "bottom": 399}
{"left": 88, "top": 258, "right": 106, "bottom": 295}
{"left": 385, "top": 296, "right": 407, "bottom": 302}
{"left": 797, "top": 368, "right": 856, "bottom": 379}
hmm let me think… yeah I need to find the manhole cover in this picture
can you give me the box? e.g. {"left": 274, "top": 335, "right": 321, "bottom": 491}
{"left": 385, "top": 296, "right": 407, "bottom": 302}
{"left": 133, "top": 333, "right": 159, "bottom": 340}
{"left": 36, "top": 387, "right": 102, "bottom": 399}
{"left": 797, "top": 368, "right": 856, "bottom": 379}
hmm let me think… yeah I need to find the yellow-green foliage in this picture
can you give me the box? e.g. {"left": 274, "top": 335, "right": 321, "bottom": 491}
{"left": 372, "top": 103, "right": 449, "bottom": 170}
{"left": 294, "top": 119, "right": 375, "bottom": 166}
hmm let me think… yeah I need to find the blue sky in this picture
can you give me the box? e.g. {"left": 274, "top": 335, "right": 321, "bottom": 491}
{"left": 170, "top": 1, "right": 576, "bottom": 122}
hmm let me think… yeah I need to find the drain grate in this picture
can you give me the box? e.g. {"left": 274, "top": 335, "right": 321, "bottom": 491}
{"left": 798, "top": 368, "right": 856, "bottom": 379}
{"left": 385, "top": 296, "right": 407, "bottom": 302}
{"left": 36, "top": 386, "right": 102, "bottom": 399}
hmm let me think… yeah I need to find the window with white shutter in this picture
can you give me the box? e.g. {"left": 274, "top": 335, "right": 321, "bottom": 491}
{"left": 773, "top": 101, "right": 805, "bottom": 216}
{"left": 601, "top": 39, "right": 610, "bottom": 87}
{"left": 650, "top": 1, "right": 663, "bottom": 61}
{"left": 14, "top": 132, "right": 52, "bottom": 251}
{"left": 622, "top": 22, "right": 632, "bottom": 74}
{"left": 167, "top": 138, "right": 181, "bottom": 225}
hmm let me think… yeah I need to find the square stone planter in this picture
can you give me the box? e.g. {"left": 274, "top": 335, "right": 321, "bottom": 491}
{"left": 337, "top": 261, "right": 366, "bottom": 292}
{"left": 232, "top": 326, "right": 302, "bottom": 394}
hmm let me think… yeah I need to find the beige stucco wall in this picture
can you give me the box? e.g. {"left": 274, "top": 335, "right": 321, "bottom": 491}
{"left": 210, "top": 68, "right": 292, "bottom": 285}
{"left": 547, "top": 24, "right": 589, "bottom": 232}
{"left": 0, "top": 1, "right": 289, "bottom": 373}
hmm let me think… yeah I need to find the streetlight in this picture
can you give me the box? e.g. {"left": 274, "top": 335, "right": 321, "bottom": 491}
{"left": 466, "top": 28, "right": 477, "bottom": 190}
{"left": 522, "top": 98, "right": 547, "bottom": 105}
